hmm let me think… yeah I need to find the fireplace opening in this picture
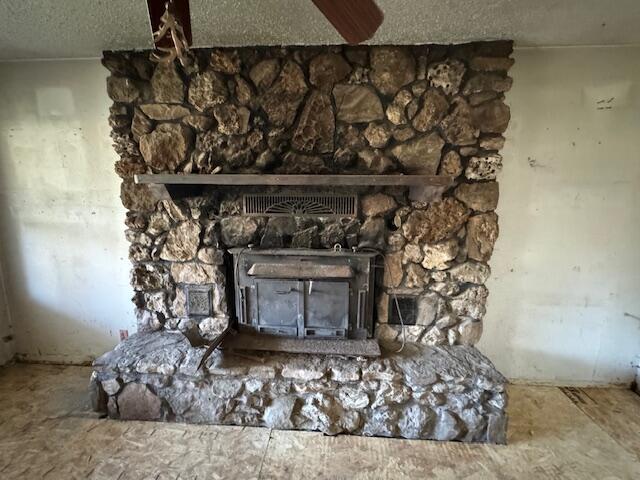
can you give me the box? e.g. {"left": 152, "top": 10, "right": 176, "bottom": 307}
{"left": 230, "top": 248, "right": 378, "bottom": 341}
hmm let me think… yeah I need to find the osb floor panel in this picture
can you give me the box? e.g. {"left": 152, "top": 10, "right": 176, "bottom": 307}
{"left": 0, "top": 364, "right": 639, "bottom": 479}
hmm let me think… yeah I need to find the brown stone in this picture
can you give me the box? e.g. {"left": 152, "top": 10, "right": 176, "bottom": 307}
{"left": 405, "top": 263, "right": 428, "bottom": 289}
{"left": 120, "top": 180, "right": 157, "bottom": 212}
{"left": 188, "top": 70, "right": 228, "bottom": 111}
{"left": 139, "top": 104, "right": 191, "bottom": 120}
{"left": 333, "top": 84, "right": 384, "bottom": 123}
{"left": 131, "top": 109, "right": 154, "bottom": 140}
{"left": 151, "top": 63, "right": 184, "bottom": 103}
{"left": 479, "top": 135, "right": 505, "bottom": 150}
{"left": 358, "top": 217, "right": 386, "bottom": 249}
{"left": 171, "top": 262, "right": 221, "bottom": 284}
{"left": 383, "top": 251, "right": 404, "bottom": 288}
{"left": 392, "top": 126, "right": 416, "bottom": 142}
{"left": 402, "top": 198, "right": 469, "bottom": 244}
{"left": 363, "top": 123, "right": 391, "bottom": 148}
{"left": 463, "top": 74, "right": 513, "bottom": 96}
{"left": 234, "top": 76, "right": 253, "bottom": 106}
{"left": 385, "top": 89, "right": 413, "bottom": 125}
{"left": 250, "top": 59, "right": 280, "bottom": 92}
{"left": 412, "top": 89, "right": 448, "bottom": 132}
{"left": 130, "top": 264, "right": 170, "bottom": 291}
{"left": 139, "top": 123, "right": 193, "bottom": 172}
{"left": 146, "top": 211, "right": 171, "bottom": 236}
{"left": 370, "top": 47, "right": 416, "bottom": 96}
{"left": 183, "top": 114, "right": 214, "bottom": 132}
{"left": 309, "top": 53, "right": 351, "bottom": 90}
{"left": 260, "top": 60, "right": 308, "bottom": 127}
{"left": 209, "top": 49, "right": 241, "bottom": 74}
{"left": 422, "top": 238, "right": 459, "bottom": 270}
{"left": 213, "top": 104, "right": 250, "bottom": 135}
{"left": 468, "top": 91, "right": 498, "bottom": 106}
{"left": 467, "top": 212, "right": 499, "bottom": 262}
{"left": 277, "top": 152, "right": 328, "bottom": 174}
{"left": 292, "top": 90, "right": 335, "bottom": 153}
{"left": 403, "top": 243, "right": 423, "bottom": 264}
{"left": 455, "top": 182, "right": 499, "bottom": 212}
{"left": 472, "top": 99, "right": 511, "bottom": 134}
{"left": 115, "top": 159, "right": 146, "bottom": 179}
{"left": 390, "top": 132, "right": 444, "bottom": 174}
{"left": 357, "top": 149, "right": 395, "bottom": 174}
{"left": 160, "top": 220, "right": 201, "bottom": 262}
{"left": 441, "top": 98, "right": 479, "bottom": 146}
{"left": 117, "top": 383, "right": 162, "bottom": 421}
{"left": 220, "top": 216, "right": 260, "bottom": 246}
{"left": 470, "top": 56, "right": 515, "bottom": 72}
{"left": 439, "top": 151, "right": 462, "bottom": 177}
{"left": 427, "top": 59, "right": 465, "bottom": 96}
{"left": 449, "top": 262, "right": 491, "bottom": 285}
{"left": 361, "top": 193, "right": 397, "bottom": 217}
{"left": 107, "top": 76, "right": 140, "bottom": 103}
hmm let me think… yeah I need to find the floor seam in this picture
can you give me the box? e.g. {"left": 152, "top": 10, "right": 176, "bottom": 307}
{"left": 559, "top": 387, "right": 640, "bottom": 461}
{"left": 256, "top": 428, "right": 274, "bottom": 480}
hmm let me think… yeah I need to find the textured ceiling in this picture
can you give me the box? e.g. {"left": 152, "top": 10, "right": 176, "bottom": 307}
{"left": 1, "top": 0, "right": 640, "bottom": 60}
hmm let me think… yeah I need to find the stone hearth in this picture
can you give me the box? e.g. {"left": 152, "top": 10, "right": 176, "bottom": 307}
{"left": 91, "top": 331, "right": 507, "bottom": 443}
{"left": 94, "top": 41, "right": 514, "bottom": 443}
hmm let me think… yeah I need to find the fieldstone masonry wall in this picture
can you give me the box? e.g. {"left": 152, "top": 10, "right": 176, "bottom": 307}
{"left": 105, "top": 42, "right": 513, "bottom": 347}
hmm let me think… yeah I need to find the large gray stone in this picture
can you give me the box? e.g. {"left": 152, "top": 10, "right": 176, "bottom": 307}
{"left": 117, "top": 383, "right": 162, "bottom": 421}
{"left": 93, "top": 331, "right": 508, "bottom": 443}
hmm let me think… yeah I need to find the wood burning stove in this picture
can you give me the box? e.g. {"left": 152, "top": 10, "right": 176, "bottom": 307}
{"left": 230, "top": 248, "right": 378, "bottom": 340}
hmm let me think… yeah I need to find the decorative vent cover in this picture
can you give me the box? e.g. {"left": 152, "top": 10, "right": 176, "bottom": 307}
{"left": 243, "top": 193, "right": 358, "bottom": 217}
{"left": 186, "top": 287, "right": 212, "bottom": 317}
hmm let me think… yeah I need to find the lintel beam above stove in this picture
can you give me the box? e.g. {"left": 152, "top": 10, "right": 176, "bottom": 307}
{"left": 134, "top": 173, "right": 454, "bottom": 187}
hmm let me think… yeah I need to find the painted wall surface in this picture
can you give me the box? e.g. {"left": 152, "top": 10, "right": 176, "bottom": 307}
{"left": 0, "top": 47, "right": 638, "bottom": 383}
{"left": 0, "top": 60, "right": 135, "bottom": 364}
{"left": 0, "top": 258, "right": 14, "bottom": 365}
{"left": 478, "top": 46, "right": 640, "bottom": 385}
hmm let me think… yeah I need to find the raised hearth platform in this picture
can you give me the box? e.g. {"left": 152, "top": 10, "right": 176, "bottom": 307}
{"left": 91, "top": 332, "right": 507, "bottom": 443}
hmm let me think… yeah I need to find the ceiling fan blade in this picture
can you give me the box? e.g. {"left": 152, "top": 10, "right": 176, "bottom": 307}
{"left": 146, "top": 0, "right": 193, "bottom": 48}
{"left": 312, "top": 0, "right": 384, "bottom": 44}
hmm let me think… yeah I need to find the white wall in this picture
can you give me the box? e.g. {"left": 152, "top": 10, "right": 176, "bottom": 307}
{"left": 478, "top": 45, "right": 640, "bottom": 386}
{"left": 0, "top": 60, "right": 134, "bottom": 364}
{"left": 0, "top": 47, "right": 638, "bottom": 383}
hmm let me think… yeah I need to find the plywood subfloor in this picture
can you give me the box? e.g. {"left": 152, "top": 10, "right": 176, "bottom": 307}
{"left": 0, "top": 364, "right": 639, "bottom": 479}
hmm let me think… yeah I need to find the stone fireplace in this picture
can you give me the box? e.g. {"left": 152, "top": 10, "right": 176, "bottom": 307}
{"left": 91, "top": 42, "right": 512, "bottom": 443}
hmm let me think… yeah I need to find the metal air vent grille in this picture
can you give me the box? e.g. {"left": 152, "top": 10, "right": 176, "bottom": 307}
{"left": 243, "top": 193, "right": 358, "bottom": 217}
